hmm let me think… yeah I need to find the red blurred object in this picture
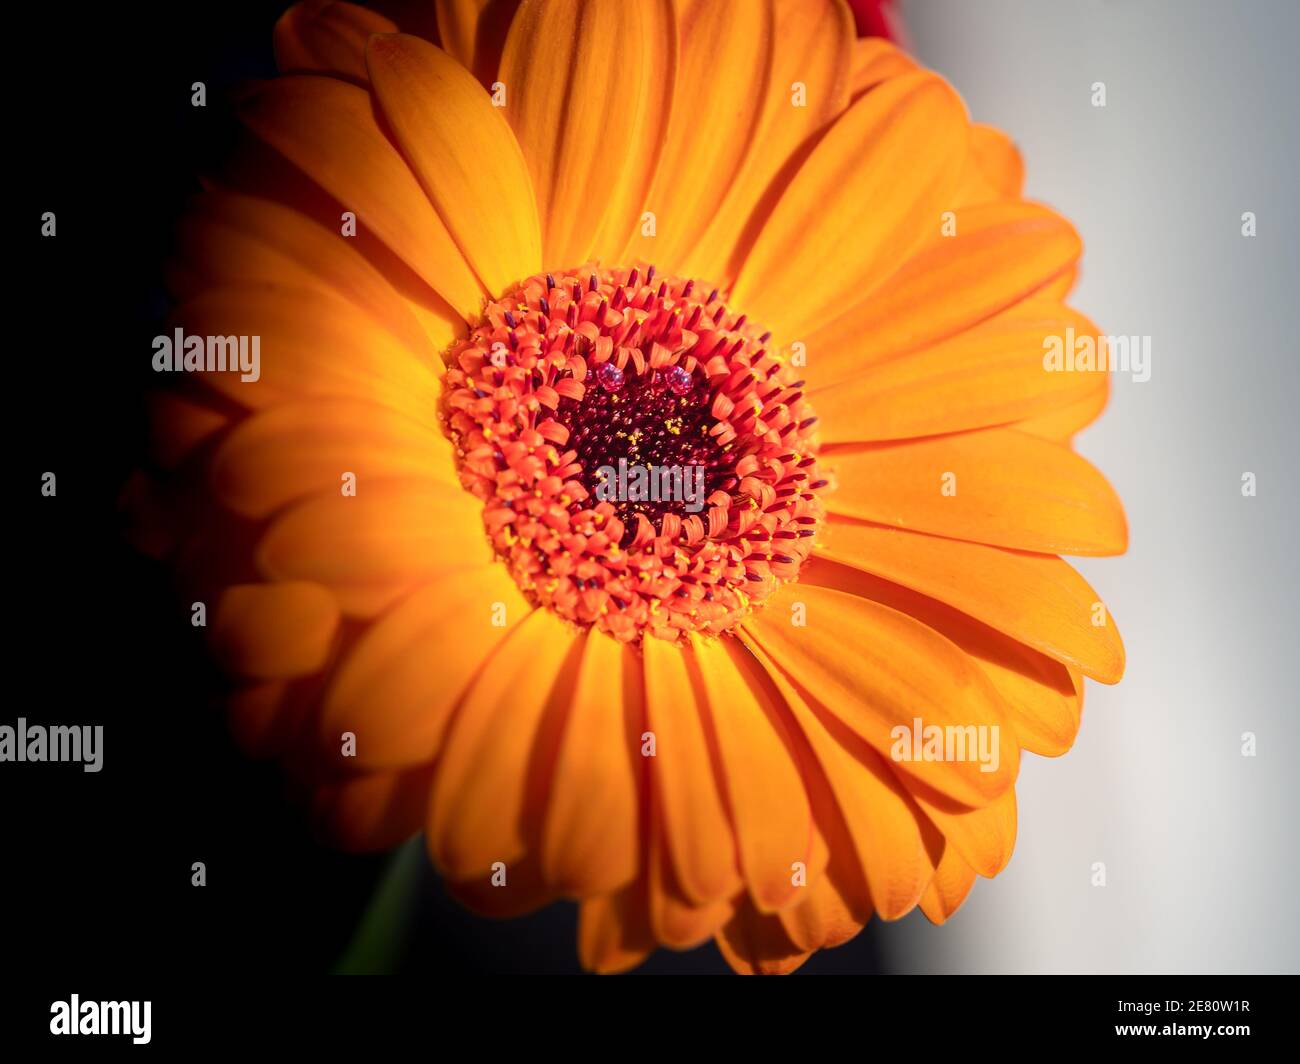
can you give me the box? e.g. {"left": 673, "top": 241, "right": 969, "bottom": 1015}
{"left": 846, "top": 0, "right": 900, "bottom": 40}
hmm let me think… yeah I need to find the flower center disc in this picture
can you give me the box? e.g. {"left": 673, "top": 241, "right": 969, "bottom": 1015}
{"left": 442, "top": 266, "right": 827, "bottom": 644}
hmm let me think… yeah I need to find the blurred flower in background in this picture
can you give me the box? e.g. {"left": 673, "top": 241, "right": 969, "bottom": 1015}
{"left": 846, "top": 0, "right": 903, "bottom": 41}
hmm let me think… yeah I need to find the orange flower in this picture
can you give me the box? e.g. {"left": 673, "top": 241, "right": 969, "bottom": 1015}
{"left": 138, "top": 0, "right": 1126, "bottom": 974}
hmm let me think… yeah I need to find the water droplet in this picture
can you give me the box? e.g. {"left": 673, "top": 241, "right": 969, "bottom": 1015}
{"left": 665, "top": 365, "right": 692, "bottom": 396}
{"left": 596, "top": 361, "right": 624, "bottom": 393}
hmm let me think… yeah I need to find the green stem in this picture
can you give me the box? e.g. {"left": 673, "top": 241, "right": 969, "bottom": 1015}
{"left": 332, "top": 835, "right": 424, "bottom": 975}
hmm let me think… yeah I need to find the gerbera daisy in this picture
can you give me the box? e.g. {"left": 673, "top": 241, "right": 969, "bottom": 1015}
{"left": 132, "top": 0, "right": 1126, "bottom": 974}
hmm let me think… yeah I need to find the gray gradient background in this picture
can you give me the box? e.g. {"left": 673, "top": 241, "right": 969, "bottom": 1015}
{"left": 873, "top": 0, "right": 1300, "bottom": 973}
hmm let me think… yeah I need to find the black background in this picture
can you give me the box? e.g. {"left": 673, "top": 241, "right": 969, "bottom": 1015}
{"left": 8, "top": 0, "right": 888, "bottom": 977}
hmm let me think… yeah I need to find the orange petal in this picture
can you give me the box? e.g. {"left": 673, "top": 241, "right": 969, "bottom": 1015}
{"left": 1037, "top": 264, "right": 1079, "bottom": 302}
{"left": 274, "top": 0, "right": 398, "bottom": 83}
{"left": 500, "top": 0, "right": 674, "bottom": 270}
{"left": 169, "top": 285, "right": 444, "bottom": 422}
{"left": 618, "top": 0, "right": 773, "bottom": 273}
{"left": 953, "top": 138, "right": 1000, "bottom": 207}
{"left": 642, "top": 636, "right": 742, "bottom": 905}
{"left": 320, "top": 568, "right": 531, "bottom": 767}
{"left": 806, "top": 201, "right": 1081, "bottom": 386}
{"left": 964, "top": 123, "right": 1025, "bottom": 201}
{"left": 443, "top": 852, "right": 553, "bottom": 918}
{"left": 541, "top": 631, "right": 642, "bottom": 896}
{"left": 825, "top": 428, "right": 1129, "bottom": 556}
{"left": 578, "top": 884, "right": 655, "bottom": 974}
{"left": 1018, "top": 370, "right": 1110, "bottom": 441}
{"left": 715, "top": 899, "right": 812, "bottom": 975}
{"left": 779, "top": 860, "right": 868, "bottom": 952}
{"left": 691, "top": 635, "right": 812, "bottom": 913}
{"left": 434, "top": 0, "right": 517, "bottom": 87}
{"left": 211, "top": 398, "right": 458, "bottom": 520}
{"left": 732, "top": 70, "right": 968, "bottom": 345}
{"left": 311, "top": 764, "right": 435, "bottom": 853}
{"left": 173, "top": 191, "right": 437, "bottom": 356}
{"left": 848, "top": 37, "right": 917, "bottom": 99}
{"left": 586, "top": 0, "right": 675, "bottom": 262}
{"left": 801, "top": 555, "right": 1088, "bottom": 757}
{"left": 238, "top": 75, "right": 486, "bottom": 320}
{"left": 911, "top": 785, "right": 1018, "bottom": 879}
{"left": 738, "top": 630, "right": 933, "bottom": 919}
{"left": 780, "top": 784, "right": 873, "bottom": 939}
{"left": 812, "top": 302, "right": 1107, "bottom": 442}
{"left": 198, "top": 136, "right": 464, "bottom": 353}
{"left": 815, "top": 519, "right": 1125, "bottom": 683}
{"left": 255, "top": 480, "right": 489, "bottom": 615}
{"left": 743, "top": 585, "right": 1018, "bottom": 807}
{"left": 146, "top": 391, "right": 230, "bottom": 470}
{"left": 228, "top": 680, "right": 301, "bottom": 759}
{"left": 366, "top": 33, "right": 542, "bottom": 296}
{"left": 686, "top": 0, "right": 853, "bottom": 286}
{"left": 211, "top": 581, "right": 341, "bottom": 679}
{"left": 918, "top": 841, "right": 977, "bottom": 924}
{"left": 646, "top": 813, "right": 737, "bottom": 949}
{"left": 428, "top": 608, "right": 581, "bottom": 878}
{"left": 1010, "top": 665, "right": 1083, "bottom": 758}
